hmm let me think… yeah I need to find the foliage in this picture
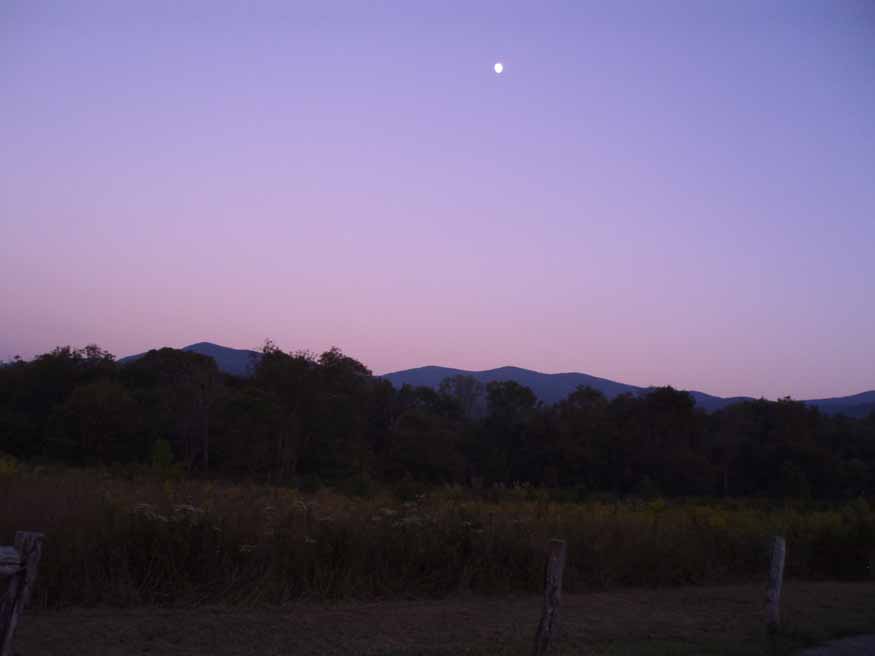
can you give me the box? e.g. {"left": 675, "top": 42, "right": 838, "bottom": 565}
{"left": 1, "top": 342, "right": 875, "bottom": 500}
{"left": 1, "top": 468, "right": 873, "bottom": 608}
{"left": 0, "top": 452, "right": 18, "bottom": 475}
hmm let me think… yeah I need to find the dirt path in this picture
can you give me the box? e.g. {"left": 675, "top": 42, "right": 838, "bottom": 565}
{"left": 11, "top": 582, "right": 875, "bottom": 656}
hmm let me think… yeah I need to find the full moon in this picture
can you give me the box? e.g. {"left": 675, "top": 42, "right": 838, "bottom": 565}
{"left": 494, "top": 62, "right": 504, "bottom": 74}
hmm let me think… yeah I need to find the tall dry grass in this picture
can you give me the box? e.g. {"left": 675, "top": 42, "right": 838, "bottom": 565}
{"left": 1, "top": 464, "right": 873, "bottom": 608}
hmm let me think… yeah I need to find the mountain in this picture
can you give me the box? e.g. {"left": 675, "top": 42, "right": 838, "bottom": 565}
{"left": 382, "top": 365, "right": 874, "bottom": 416}
{"left": 118, "top": 343, "right": 874, "bottom": 416}
{"left": 381, "top": 365, "right": 750, "bottom": 410}
{"left": 119, "top": 342, "right": 260, "bottom": 377}
{"left": 803, "top": 391, "right": 875, "bottom": 418}
{"left": 382, "top": 365, "right": 641, "bottom": 405}
{"left": 682, "top": 391, "right": 755, "bottom": 412}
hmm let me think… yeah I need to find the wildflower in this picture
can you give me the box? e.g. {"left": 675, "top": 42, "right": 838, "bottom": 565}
{"left": 173, "top": 504, "right": 205, "bottom": 515}
{"left": 130, "top": 504, "right": 169, "bottom": 522}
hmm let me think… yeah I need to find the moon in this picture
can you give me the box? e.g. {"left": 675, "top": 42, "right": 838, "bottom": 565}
{"left": 494, "top": 62, "right": 504, "bottom": 75}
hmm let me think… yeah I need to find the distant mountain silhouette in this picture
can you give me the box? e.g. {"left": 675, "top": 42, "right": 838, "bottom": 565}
{"left": 382, "top": 365, "right": 642, "bottom": 404}
{"left": 119, "top": 342, "right": 260, "bottom": 377}
{"left": 382, "top": 365, "right": 753, "bottom": 411}
{"left": 382, "top": 365, "right": 874, "bottom": 416}
{"left": 119, "top": 343, "right": 874, "bottom": 416}
{"left": 803, "top": 391, "right": 875, "bottom": 418}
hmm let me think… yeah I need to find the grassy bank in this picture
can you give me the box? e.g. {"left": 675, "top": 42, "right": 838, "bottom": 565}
{"left": 1, "top": 466, "right": 873, "bottom": 608}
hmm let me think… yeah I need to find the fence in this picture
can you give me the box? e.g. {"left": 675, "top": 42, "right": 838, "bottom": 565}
{"left": 0, "top": 532, "right": 44, "bottom": 656}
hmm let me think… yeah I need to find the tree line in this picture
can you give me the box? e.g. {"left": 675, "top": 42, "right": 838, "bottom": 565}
{"left": 1, "top": 343, "right": 874, "bottom": 500}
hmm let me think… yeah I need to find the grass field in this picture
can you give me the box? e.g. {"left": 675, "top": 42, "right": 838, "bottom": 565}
{"left": 11, "top": 582, "right": 875, "bottom": 655}
{"left": 1, "top": 465, "right": 873, "bottom": 609}
{"left": 3, "top": 466, "right": 875, "bottom": 653}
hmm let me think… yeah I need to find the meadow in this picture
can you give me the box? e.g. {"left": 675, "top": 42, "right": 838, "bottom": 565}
{"left": 1, "top": 461, "right": 873, "bottom": 610}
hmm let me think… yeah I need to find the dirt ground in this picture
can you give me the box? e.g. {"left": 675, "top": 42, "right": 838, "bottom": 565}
{"left": 11, "top": 582, "right": 875, "bottom": 656}
{"left": 797, "top": 635, "right": 875, "bottom": 656}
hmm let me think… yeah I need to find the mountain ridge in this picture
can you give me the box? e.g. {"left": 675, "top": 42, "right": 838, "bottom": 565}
{"left": 118, "top": 341, "right": 260, "bottom": 378}
{"left": 119, "top": 342, "right": 875, "bottom": 416}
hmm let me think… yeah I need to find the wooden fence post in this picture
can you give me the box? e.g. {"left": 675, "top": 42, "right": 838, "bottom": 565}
{"left": 0, "top": 532, "right": 45, "bottom": 656}
{"left": 766, "top": 535, "right": 786, "bottom": 655}
{"left": 532, "top": 539, "right": 567, "bottom": 656}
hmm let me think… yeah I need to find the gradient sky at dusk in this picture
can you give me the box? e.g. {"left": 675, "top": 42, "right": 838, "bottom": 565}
{"left": 2, "top": 1, "right": 874, "bottom": 399}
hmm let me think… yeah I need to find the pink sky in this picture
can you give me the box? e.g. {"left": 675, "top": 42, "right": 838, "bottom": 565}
{"left": 2, "top": 1, "right": 874, "bottom": 399}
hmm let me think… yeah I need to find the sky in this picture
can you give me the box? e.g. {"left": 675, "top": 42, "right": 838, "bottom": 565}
{"left": 2, "top": 1, "right": 874, "bottom": 399}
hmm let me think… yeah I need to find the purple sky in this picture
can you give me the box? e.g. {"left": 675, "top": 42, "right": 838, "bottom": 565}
{"left": 2, "top": 1, "right": 874, "bottom": 399}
